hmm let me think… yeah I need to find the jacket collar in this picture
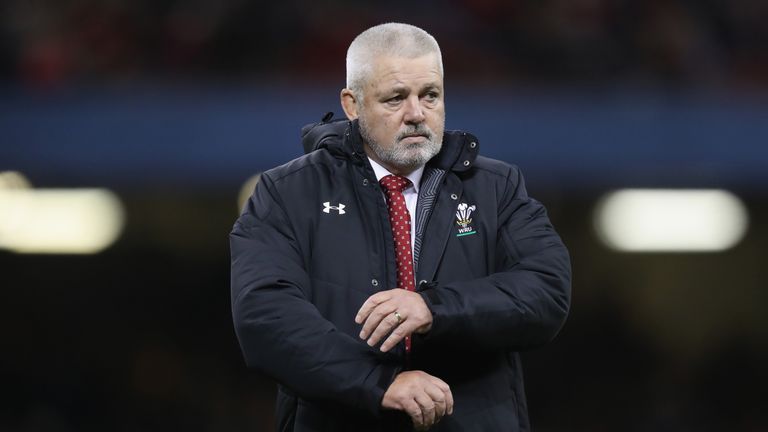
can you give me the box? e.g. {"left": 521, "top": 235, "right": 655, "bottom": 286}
{"left": 301, "top": 114, "right": 480, "bottom": 173}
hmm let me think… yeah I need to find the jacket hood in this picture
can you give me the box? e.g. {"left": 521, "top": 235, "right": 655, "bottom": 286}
{"left": 300, "top": 113, "right": 480, "bottom": 173}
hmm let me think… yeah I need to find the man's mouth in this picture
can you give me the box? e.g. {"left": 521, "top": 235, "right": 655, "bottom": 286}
{"left": 400, "top": 133, "right": 428, "bottom": 141}
{"left": 399, "top": 135, "right": 427, "bottom": 145}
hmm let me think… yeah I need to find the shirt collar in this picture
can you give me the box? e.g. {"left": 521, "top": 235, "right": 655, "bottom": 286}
{"left": 368, "top": 157, "right": 424, "bottom": 193}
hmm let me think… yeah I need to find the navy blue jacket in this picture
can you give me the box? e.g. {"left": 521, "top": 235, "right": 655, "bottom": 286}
{"left": 231, "top": 119, "right": 571, "bottom": 431}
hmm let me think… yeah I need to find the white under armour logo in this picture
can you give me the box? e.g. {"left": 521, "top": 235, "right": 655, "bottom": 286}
{"left": 322, "top": 202, "right": 346, "bottom": 214}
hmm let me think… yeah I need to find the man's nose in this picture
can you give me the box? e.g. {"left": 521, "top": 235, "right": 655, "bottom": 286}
{"left": 403, "top": 96, "right": 425, "bottom": 124}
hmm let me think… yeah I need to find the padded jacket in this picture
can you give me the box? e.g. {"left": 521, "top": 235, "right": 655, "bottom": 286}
{"left": 230, "top": 118, "right": 571, "bottom": 431}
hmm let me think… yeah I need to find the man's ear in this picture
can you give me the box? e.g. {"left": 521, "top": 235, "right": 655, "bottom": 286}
{"left": 340, "top": 89, "right": 359, "bottom": 120}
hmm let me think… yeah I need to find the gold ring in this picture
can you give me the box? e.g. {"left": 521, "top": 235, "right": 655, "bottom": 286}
{"left": 393, "top": 311, "right": 403, "bottom": 324}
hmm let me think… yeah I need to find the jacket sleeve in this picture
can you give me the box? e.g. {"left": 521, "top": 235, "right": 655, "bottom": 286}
{"left": 418, "top": 165, "right": 571, "bottom": 352}
{"left": 230, "top": 173, "right": 400, "bottom": 415}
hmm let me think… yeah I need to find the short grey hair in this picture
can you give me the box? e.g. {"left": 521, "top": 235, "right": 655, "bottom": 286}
{"left": 346, "top": 23, "right": 443, "bottom": 100}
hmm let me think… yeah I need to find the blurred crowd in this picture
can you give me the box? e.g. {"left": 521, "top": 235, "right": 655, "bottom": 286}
{"left": 1, "top": 0, "right": 767, "bottom": 89}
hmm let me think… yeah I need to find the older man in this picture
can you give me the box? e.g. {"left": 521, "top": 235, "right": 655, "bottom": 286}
{"left": 231, "top": 23, "right": 571, "bottom": 431}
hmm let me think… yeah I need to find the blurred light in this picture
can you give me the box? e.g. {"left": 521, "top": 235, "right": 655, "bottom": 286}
{"left": 238, "top": 173, "right": 261, "bottom": 213}
{"left": 0, "top": 171, "right": 32, "bottom": 190}
{"left": 595, "top": 189, "right": 748, "bottom": 252}
{"left": 0, "top": 189, "right": 125, "bottom": 254}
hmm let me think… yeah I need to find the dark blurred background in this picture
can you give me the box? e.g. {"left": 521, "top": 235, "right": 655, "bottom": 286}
{"left": 1, "top": 0, "right": 767, "bottom": 431}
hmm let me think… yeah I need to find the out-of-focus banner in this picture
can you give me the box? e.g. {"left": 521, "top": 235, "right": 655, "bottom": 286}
{"left": 1, "top": 86, "right": 767, "bottom": 190}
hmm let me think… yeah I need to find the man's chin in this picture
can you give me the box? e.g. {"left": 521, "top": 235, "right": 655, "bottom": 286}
{"left": 401, "top": 148, "right": 439, "bottom": 168}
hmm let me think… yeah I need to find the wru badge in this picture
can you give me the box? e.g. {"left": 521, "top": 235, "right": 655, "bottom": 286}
{"left": 455, "top": 203, "right": 477, "bottom": 237}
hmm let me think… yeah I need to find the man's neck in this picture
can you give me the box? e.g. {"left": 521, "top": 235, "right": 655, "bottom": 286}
{"left": 367, "top": 155, "right": 425, "bottom": 194}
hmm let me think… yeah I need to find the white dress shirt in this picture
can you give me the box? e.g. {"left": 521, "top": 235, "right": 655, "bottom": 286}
{"left": 368, "top": 157, "right": 424, "bottom": 256}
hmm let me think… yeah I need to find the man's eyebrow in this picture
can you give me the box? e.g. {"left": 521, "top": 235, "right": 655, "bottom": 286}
{"left": 421, "top": 82, "right": 442, "bottom": 90}
{"left": 375, "top": 86, "right": 408, "bottom": 99}
{"left": 377, "top": 82, "right": 442, "bottom": 98}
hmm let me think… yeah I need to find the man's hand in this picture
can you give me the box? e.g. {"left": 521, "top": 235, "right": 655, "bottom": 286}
{"left": 382, "top": 370, "right": 453, "bottom": 430}
{"left": 355, "top": 288, "right": 433, "bottom": 352}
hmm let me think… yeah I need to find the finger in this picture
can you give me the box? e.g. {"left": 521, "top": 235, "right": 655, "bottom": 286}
{"left": 360, "top": 302, "right": 398, "bottom": 340}
{"left": 379, "top": 318, "right": 413, "bottom": 352}
{"left": 404, "top": 399, "right": 425, "bottom": 430}
{"left": 414, "top": 423, "right": 430, "bottom": 432}
{"left": 439, "top": 382, "right": 454, "bottom": 415}
{"left": 423, "top": 382, "right": 447, "bottom": 420}
{"left": 365, "top": 309, "right": 401, "bottom": 347}
{"left": 355, "top": 291, "right": 391, "bottom": 324}
{"left": 414, "top": 390, "right": 437, "bottom": 429}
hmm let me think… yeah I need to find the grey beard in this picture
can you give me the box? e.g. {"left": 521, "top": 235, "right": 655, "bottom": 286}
{"left": 359, "top": 118, "right": 443, "bottom": 172}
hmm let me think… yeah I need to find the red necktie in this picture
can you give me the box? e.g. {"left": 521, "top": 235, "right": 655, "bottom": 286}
{"left": 379, "top": 174, "right": 415, "bottom": 355}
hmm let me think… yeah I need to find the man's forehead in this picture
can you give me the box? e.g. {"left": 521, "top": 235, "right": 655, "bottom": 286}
{"left": 367, "top": 54, "right": 443, "bottom": 89}
{"left": 374, "top": 51, "right": 440, "bottom": 63}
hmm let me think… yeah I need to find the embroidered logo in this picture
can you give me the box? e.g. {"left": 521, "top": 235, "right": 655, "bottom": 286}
{"left": 455, "top": 203, "right": 477, "bottom": 237}
{"left": 322, "top": 202, "right": 346, "bottom": 214}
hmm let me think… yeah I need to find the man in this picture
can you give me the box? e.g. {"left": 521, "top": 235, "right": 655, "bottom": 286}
{"left": 231, "top": 23, "right": 571, "bottom": 431}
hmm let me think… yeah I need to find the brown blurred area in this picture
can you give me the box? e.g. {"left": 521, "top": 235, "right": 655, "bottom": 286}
{"left": 1, "top": 1, "right": 767, "bottom": 431}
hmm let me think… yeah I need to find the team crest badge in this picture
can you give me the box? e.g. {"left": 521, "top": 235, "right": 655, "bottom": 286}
{"left": 455, "top": 203, "right": 477, "bottom": 237}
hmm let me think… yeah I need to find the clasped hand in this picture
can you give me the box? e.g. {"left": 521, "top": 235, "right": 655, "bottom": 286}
{"left": 356, "top": 288, "right": 450, "bottom": 430}
{"left": 355, "top": 288, "right": 433, "bottom": 352}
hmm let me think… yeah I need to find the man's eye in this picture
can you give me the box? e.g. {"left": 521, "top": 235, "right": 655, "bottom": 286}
{"left": 386, "top": 96, "right": 402, "bottom": 104}
{"left": 424, "top": 92, "right": 439, "bottom": 101}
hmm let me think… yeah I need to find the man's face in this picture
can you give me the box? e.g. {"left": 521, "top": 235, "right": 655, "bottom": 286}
{"left": 356, "top": 53, "right": 445, "bottom": 175}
